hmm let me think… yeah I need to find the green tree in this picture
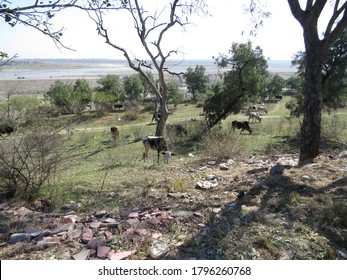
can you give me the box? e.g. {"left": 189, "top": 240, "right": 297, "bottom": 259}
{"left": 204, "top": 41, "right": 268, "bottom": 127}
{"left": 288, "top": 31, "right": 347, "bottom": 117}
{"left": 265, "top": 74, "right": 285, "bottom": 99}
{"left": 287, "top": 0, "right": 347, "bottom": 163}
{"left": 45, "top": 79, "right": 92, "bottom": 114}
{"left": 185, "top": 65, "right": 210, "bottom": 102}
{"left": 167, "top": 81, "right": 185, "bottom": 105}
{"left": 123, "top": 74, "right": 144, "bottom": 101}
{"left": 96, "top": 74, "right": 125, "bottom": 102}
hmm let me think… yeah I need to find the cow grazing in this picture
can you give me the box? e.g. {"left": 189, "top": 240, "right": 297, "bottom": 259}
{"left": 258, "top": 106, "right": 268, "bottom": 114}
{"left": 110, "top": 126, "right": 119, "bottom": 141}
{"left": 143, "top": 136, "right": 173, "bottom": 163}
{"left": 0, "top": 126, "right": 16, "bottom": 136}
{"left": 248, "top": 111, "right": 262, "bottom": 122}
{"left": 113, "top": 103, "right": 123, "bottom": 110}
{"left": 231, "top": 121, "right": 252, "bottom": 134}
{"left": 166, "top": 123, "right": 188, "bottom": 136}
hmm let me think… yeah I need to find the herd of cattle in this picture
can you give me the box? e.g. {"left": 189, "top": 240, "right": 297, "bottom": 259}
{"left": 1, "top": 103, "right": 268, "bottom": 164}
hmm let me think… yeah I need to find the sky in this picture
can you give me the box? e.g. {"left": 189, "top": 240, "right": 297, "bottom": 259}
{"left": 0, "top": 0, "right": 314, "bottom": 61}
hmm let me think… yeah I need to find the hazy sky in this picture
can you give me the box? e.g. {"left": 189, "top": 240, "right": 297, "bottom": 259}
{"left": 1, "top": 0, "right": 311, "bottom": 61}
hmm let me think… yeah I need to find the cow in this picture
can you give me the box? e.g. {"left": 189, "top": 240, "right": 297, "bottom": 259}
{"left": 231, "top": 121, "right": 252, "bottom": 134}
{"left": 248, "top": 111, "right": 262, "bottom": 122}
{"left": 0, "top": 126, "right": 16, "bottom": 136}
{"left": 113, "top": 103, "right": 123, "bottom": 110}
{"left": 142, "top": 136, "right": 174, "bottom": 163}
{"left": 258, "top": 106, "right": 268, "bottom": 114}
{"left": 166, "top": 123, "right": 188, "bottom": 136}
{"left": 110, "top": 126, "right": 119, "bottom": 141}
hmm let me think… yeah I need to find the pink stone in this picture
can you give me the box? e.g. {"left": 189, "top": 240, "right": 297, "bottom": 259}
{"left": 81, "top": 228, "right": 93, "bottom": 243}
{"left": 135, "top": 229, "right": 149, "bottom": 237}
{"left": 103, "top": 218, "right": 117, "bottom": 223}
{"left": 97, "top": 246, "right": 111, "bottom": 259}
{"left": 128, "top": 212, "right": 139, "bottom": 218}
{"left": 109, "top": 250, "right": 135, "bottom": 260}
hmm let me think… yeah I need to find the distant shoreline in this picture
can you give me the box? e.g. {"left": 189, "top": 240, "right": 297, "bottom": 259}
{"left": 0, "top": 59, "right": 297, "bottom": 96}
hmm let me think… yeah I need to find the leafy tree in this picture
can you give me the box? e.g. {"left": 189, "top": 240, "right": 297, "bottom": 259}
{"left": 185, "top": 65, "right": 210, "bottom": 102}
{"left": 45, "top": 79, "right": 92, "bottom": 114}
{"left": 265, "top": 74, "right": 285, "bottom": 100}
{"left": 123, "top": 74, "right": 144, "bottom": 102}
{"left": 287, "top": 0, "right": 347, "bottom": 163}
{"left": 288, "top": 30, "right": 347, "bottom": 117}
{"left": 96, "top": 74, "right": 125, "bottom": 102}
{"left": 285, "top": 76, "right": 302, "bottom": 95}
{"left": 167, "top": 81, "right": 185, "bottom": 105}
{"left": 204, "top": 41, "right": 268, "bottom": 127}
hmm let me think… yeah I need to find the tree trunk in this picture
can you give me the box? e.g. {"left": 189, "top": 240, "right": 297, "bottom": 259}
{"left": 299, "top": 35, "right": 324, "bottom": 164}
{"left": 155, "top": 99, "right": 169, "bottom": 136}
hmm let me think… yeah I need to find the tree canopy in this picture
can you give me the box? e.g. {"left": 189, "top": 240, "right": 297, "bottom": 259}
{"left": 204, "top": 41, "right": 268, "bottom": 127}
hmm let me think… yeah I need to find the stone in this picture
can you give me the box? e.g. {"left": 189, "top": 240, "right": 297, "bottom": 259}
{"left": 338, "top": 151, "right": 347, "bottom": 158}
{"left": 219, "top": 163, "right": 229, "bottom": 170}
{"left": 87, "top": 238, "right": 104, "bottom": 249}
{"left": 95, "top": 210, "right": 107, "bottom": 217}
{"left": 81, "top": 228, "right": 93, "bottom": 243}
{"left": 72, "top": 249, "right": 90, "bottom": 260}
{"left": 51, "top": 223, "right": 74, "bottom": 235}
{"left": 128, "top": 212, "right": 139, "bottom": 218}
{"left": 301, "top": 175, "right": 311, "bottom": 181}
{"left": 109, "top": 250, "right": 135, "bottom": 260}
{"left": 97, "top": 246, "right": 111, "bottom": 259}
{"left": 135, "top": 229, "right": 149, "bottom": 237}
{"left": 89, "top": 221, "right": 102, "bottom": 229}
{"left": 150, "top": 239, "right": 170, "bottom": 259}
{"left": 270, "top": 164, "right": 285, "bottom": 176}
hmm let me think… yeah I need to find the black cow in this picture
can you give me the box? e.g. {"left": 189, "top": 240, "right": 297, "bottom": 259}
{"left": 113, "top": 103, "right": 123, "bottom": 110}
{"left": 143, "top": 136, "right": 172, "bottom": 163}
{"left": 0, "top": 126, "right": 16, "bottom": 136}
{"left": 231, "top": 121, "right": 252, "bottom": 134}
{"left": 151, "top": 111, "right": 161, "bottom": 123}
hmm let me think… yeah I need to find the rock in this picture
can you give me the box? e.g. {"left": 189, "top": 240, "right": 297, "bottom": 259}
{"left": 301, "top": 175, "right": 311, "bottom": 181}
{"left": 150, "top": 239, "right": 170, "bottom": 259}
{"left": 81, "top": 228, "right": 93, "bottom": 243}
{"left": 109, "top": 250, "right": 135, "bottom": 260}
{"left": 212, "top": 208, "right": 222, "bottom": 214}
{"left": 219, "top": 163, "right": 229, "bottom": 170}
{"left": 135, "top": 229, "right": 149, "bottom": 237}
{"left": 196, "top": 176, "right": 218, "bottom": 189}
{"left": 72, "top": 249, "right": 90, "bottom": 260}
{"left": 148, "top": 216, "right": 161, "bottom": 225}
{"left": 9, "top": 233, "right": 31, "bottom": 244}
{"left": 87, "top": 238, "right": 104, "bottom": 249}
{"left": 338, "top": 151, "right": 347, "bottom": 158}
{"left": 207, "top": 161, "right": 216, "bottom": 166}
{"left": 128, "top": 212, "right": 139, "bottom": 218}
{"left": 97, "top": 246, "right": 111, "bottom": 259}
{"left": 226, "top": 159, "right": 235, "bottom": 165}
{"left": 270, "top": 164, "right": 285, "bottom": 176}
{"left": 103, "top": 218, "right": 117, "bottom": 223}
{"left": 94, "top": 210, "right": 107, "bottom": 217}
{"left": 51, "top": 223, "right": 74, "bottom": 235}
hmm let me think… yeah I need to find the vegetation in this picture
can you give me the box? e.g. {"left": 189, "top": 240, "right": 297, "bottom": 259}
{"left": 204, "top": 41, "right": 268, "bottom": 127}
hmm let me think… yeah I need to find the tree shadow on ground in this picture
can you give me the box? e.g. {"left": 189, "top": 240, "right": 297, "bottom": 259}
{"left": 169, "top": 170, "right": 347, "bottom": 260}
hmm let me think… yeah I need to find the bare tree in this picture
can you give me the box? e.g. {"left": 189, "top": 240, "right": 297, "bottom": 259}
{"left": 0, "top": 0, "right": 85, "bottom": 50}
{"left": 85, "top": 0, "right": 207, "bottom": 136}
{"left": 287, "top": 0, "right": 347, "bottom": 164}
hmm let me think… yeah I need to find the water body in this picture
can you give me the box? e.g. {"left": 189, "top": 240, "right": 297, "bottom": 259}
{"left": 0, "top": 59, "right": 297, "bottom": 80}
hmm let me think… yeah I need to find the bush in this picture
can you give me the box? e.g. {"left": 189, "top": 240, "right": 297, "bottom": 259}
{"left": 199, "top": 128, "right": 242, "bottom": 160}
{"left": 0, "top": 125, "right": 67, "bottom": 201}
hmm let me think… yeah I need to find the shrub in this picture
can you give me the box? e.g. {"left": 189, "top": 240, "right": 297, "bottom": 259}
{"left": 0, "top": 125, "right": 67, "bottom": 201}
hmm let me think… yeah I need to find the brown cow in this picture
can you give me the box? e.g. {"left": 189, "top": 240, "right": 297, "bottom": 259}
{"left": 110, "top": 126, "right": 119, "bottom": 141}
{"left": 231, "top": 121, "right": 252, "bottom": 134}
